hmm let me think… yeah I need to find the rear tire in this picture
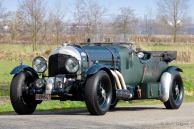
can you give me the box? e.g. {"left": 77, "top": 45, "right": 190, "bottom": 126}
{"left": 85, "top": 70, "right": 112, "bottom": 115}
{"left": 10, "top": 71, "right": 38, "bottom": 115}
{"left": 164, "top": 74, "right": 184, "bottom": 109}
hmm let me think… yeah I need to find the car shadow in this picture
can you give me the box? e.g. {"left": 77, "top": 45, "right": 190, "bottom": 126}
{"left": 110, "top": 106, "right": 165, "bottom": 112}
{"left": 1, "top": 106, "right": 165, "bottom": 116}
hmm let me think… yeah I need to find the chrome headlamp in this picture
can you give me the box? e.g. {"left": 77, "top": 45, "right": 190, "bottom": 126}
{"left": 65, "top": 57, "right": 79, "bottom": 73}
{"left": 32, "top": 56, "right": 47, "bottom": 73}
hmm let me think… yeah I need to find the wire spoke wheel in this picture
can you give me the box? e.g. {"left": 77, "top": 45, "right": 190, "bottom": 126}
{"left": 164, "top": 73, "right": 184, "bottom": 109}
{"left": 97, "top": 81, "right": 108, "bottom": 109}
{"left": 172, "top": 81, "right": 183, "bottom": 106}
{"left": 85, "top": 70, "right": 112, "bottom": 115}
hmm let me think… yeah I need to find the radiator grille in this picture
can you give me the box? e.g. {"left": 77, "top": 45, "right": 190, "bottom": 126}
{"left": 48, "top": 54, "right": 71, "bottom": 77}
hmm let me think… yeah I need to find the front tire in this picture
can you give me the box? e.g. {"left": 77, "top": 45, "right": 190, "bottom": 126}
{"left": 164, "top": 74, "right": 184, "bottom": 109}
{"left": 85, "top": 70, "right": 112, "bottom": 115}
{"left": 10, "top": 71, "right": 38, "bottom": 115}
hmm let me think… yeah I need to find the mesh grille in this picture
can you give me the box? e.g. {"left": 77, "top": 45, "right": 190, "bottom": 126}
{"left": 48, "top": 54, "right": 71, "bottom": 77}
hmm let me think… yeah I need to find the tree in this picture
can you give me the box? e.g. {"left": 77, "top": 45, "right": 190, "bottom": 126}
{"left": 7, "top": 12, "right": 19, "bottom": 43}
{"left": 144, "top": 8, "right": 154, "bottom": 41}
{"left": 84, "top": 0, "right": 106, "bottom": 41}
{"left": 0, "top": 1, "right": 9, "bottom": 32}
{"left": 157, "top": 0, "right": 189, "bottom": 42}
{"left": 17, "top": 0, "right": 46, "bottom": 51}
{"left": 114, "top": 7, "right": 137, "bottom": 41}
{"left": 73, "top": 0, "right": 86, "bottom": 42}
{"left": 48, "top": 1, "right": 65, "bottom": 44}
{"left": 0, "top": 1, "right": 7, "bottom": 21}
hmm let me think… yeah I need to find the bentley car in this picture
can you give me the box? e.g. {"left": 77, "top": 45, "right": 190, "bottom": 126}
{"left": 10, "top": 42, "right": 184, "bottom": 115}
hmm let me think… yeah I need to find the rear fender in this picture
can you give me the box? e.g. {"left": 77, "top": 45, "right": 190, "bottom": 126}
{"left": 165, "top": 66, "right": 183, "bottom": 73}
{"left": 159, "top": 66, "right": 183, "bottom": 102}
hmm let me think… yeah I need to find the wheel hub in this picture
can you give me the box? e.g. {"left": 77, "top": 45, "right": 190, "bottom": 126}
{"left": 175, "top": 85, "right": 180, "bottom": 95}
{"left": 101, "top": 88, "right": 106, "bottom": 99}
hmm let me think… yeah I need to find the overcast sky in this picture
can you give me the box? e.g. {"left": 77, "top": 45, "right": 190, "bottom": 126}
{"left": 3, "top": 0, "right": 194, "bottom": 21}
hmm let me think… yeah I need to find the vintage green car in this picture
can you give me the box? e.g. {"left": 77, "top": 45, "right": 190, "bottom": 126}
{"left": 10, "top": 43, "right": 184, "bottom": 115}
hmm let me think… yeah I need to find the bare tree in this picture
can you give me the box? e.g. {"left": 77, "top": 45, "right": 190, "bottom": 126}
{"left": 73, "top": 0, "right": 86, "bottom": 42}
{"left": 0, "top": 1, "right": 7, "bottom": 21}
{"left": 157, "top": 0, "right": 189, "bottom": 42}
{"left": 0, "top": 1, "right": 9, "bottom": 32}
{"left": 144, "top": 8, "right": 154, "bottom": 41}
{"left": 84, "top": 0, "right": 106, "bottom": 41}
{"left": 48, "top": 1, "right": 65, "bottom": 44}
{"left": 17, "top": 0, "right": 46, "bottom": 51}
{"left": 114, "top": 7, "right": 137, "bottom": 41}
{"left": 7, "top": 12, "right": 19, "bottom": 43}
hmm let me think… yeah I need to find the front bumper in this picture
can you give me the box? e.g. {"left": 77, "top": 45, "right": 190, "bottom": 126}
{"left": 34, "top": 76, "right": 75, "bottom": 96}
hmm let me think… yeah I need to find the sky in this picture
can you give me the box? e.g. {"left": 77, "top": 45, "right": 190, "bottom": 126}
{"left": 2, "top": 0, "right": 194, "bottom": 20}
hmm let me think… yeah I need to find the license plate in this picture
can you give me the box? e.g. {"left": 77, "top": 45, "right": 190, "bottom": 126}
{"left": 35, "top": 94, "right": 51, "bottom": 100}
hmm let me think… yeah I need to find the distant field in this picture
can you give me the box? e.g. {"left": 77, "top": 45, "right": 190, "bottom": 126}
{"left": 0, "top": 42, "right": 194, "bottom": 63}
{"left": 139, "top": 42, "right": 194, "bottom": 64}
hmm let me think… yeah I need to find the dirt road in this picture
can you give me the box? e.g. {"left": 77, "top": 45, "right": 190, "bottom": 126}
{"left": 0, "top": 103, "right": 194, "bottom": 129}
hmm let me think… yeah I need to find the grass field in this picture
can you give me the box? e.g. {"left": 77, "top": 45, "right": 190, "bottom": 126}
{"left": 0, "top": 43, "right": 194, "bottom": 112}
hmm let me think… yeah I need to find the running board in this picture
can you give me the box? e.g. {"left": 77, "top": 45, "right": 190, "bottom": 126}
{"left": 116, "top": 89, "right": 133, "bottom": 100}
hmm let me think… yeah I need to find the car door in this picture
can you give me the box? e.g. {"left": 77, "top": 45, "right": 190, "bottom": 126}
{"left": 137, "top": 52, "right": 167, "bottom": 83}
{"left": 119, "top": 47, "right": 144, "bottom": 85}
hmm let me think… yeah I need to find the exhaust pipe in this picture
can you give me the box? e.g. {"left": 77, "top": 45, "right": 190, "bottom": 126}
{"left": 114, "top": 70, "right": 127, "bottom": 90}
{"left": 111, "top": 70, "right": 133, "bottom": 100}
{"left": 110, "top": 70, "right": 127, "bottom": 90}
{"left": 110, "top": 70, "right": 122, "bottom": 89}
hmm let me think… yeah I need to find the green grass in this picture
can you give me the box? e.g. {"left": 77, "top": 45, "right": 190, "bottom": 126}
{"left": 0, "top": 60, "right": 31, "bottom": 82}
{"left": 176, "top": 64, "right": 194, "bottom": 94}
{"left": 0, "top": 101, "right": 85, "bottom": 114}
{"left": 0, "top": 60, "right": 31, "bottom": 96}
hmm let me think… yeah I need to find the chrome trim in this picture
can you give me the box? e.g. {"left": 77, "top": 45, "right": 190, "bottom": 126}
{"left": 49, "top": 44, "right": 82, "bottom": 79}
{"left": 114, "top": 70, "right": 127, "bottom": 90}
{"left": 32, "top": 56, "right": 48, "bottom": 73}
{"left": 45, "top": 77, "right": 55, "bottom": 94}
{"left": 110, "top": 70, "right": 122, "bottom": 89}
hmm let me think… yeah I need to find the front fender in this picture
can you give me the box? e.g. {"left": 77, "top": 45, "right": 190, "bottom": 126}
{"left": 10, "top": 64, "right": 37, "bottom": 76}
{"left": 86, "top": 64, "right": 109, "bottom": 76}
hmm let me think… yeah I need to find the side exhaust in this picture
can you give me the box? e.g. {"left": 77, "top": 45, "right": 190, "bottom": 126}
{"left": 114, "top": 70, "right": 127, "bottom": 90}
{"left": 110, "top": 70, "right": 122, "bottom": 89}
{"left": 110, "top": 70, "right": 132, "bottom": 100}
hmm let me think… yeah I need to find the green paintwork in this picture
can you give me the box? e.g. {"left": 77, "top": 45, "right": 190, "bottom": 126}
{"left": 117, "top": 46, "right": 143, "bottom": 85}
{"left": 80, "top": 44, "right": 172, "bottom": 99}
{"left": 141, "top": 83, "right": 160, "bottom": 99}
{"left": 86, "top": 64, "right": 107, "bottom": 75}
{"left": 117, "top": 46, "right": 168, "bottom": 85}
{"left": 24, "top": 43, "right": 180, "bottom": 101}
